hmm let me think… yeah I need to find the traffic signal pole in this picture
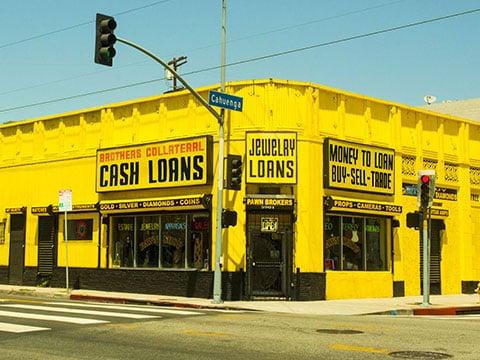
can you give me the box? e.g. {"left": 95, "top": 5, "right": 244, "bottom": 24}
{"left": 115, "top": 37, "right": 226, "bottom": 303}
{"left": 212, "top": 0, "right": 228, "bottom": 304}
{"left": 421, "top": 209, "right": 430, "bottom": 306}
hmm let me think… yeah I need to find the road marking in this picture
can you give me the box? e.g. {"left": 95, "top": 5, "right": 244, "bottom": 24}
{"left": 0, "top": 321, "right": 50, "bottom": 333}
{"left": 0, "top": 309, "right": 107, "bottom": 324}
{"left": 0, "top": 304, "right": 158, "bottom": 319}
{"left": 179, "top": 329, "right": 229, "bottom": 337}
{"left": 50, "top": 302, "right": 201, "bottom": 316}
{"left": 330, "top": 343, "right": 389, "bottom": 354}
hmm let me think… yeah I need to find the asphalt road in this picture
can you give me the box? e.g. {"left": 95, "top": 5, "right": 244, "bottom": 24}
{"left": 0, "top": 296, "right": 478, "bottom": 360}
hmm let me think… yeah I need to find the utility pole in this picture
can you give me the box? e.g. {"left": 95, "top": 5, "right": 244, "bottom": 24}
{"left": 167, "top": 56, "right": 187, "bottom": 91}
{"left": 212, "top": 0, "right": 227, "bottom": 304}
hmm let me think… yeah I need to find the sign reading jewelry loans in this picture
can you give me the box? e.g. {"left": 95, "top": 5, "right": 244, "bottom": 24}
{"left": 96, "top": 136, "right": 212, "bottom": 192}
{"left": 246, "top": 132, "right": 297, "bottom": 184}
{"left": 323, "top": 138, "right": 395, "bottom": 195}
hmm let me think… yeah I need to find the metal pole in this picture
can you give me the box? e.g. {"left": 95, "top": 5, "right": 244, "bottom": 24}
{"left": 422, "top": 209, "right": 429, "bottom": 306}
{"left": 65, "top": 210, "right": 69, "bottom": 292}
{"left": 213, "top": 0, "right": 227, "bottom": 304}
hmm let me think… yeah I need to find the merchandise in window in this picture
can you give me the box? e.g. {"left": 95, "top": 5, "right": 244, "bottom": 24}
{"left": 324, "top": 215, "right": 388, "bottom": 271}
{"left": 110, "top": 212, "right": 210, "bottom": 270}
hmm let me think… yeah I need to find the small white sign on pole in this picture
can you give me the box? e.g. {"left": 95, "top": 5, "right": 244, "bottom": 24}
{"left": 59, "top": 189, "right": 73, "bottom": 212}
{"left": 59, "top": 189, "right": 72, "bottom": 292}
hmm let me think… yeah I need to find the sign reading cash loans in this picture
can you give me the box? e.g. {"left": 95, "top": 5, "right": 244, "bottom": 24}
{"left": 96, "top": 136, "right": 212, "bottom": 192}
{"left": 246, "top": 132, "right": 297, "bottom": 184}
{"left": 323, "top": 138, "right": 395, "bottom": 195}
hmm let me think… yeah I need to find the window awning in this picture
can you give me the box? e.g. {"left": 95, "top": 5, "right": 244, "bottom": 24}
{"left": 98, "top": 194, "right": 212, "bottom": 214}
{"left": 324, "top": 196, "right": 402, "bottom": 216}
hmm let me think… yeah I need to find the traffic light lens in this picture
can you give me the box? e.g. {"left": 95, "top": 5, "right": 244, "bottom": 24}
{"left": 420, "top": 175, "right": 430, "bottom": 184}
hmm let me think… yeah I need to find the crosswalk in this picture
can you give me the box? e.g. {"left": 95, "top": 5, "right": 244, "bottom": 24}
{"left": 0, "top": 300, "right": 212, "bottom": 334}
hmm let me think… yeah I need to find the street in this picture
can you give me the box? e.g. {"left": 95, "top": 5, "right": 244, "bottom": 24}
{"left": 0, "top": 296, "right": 478, "bottom": 359}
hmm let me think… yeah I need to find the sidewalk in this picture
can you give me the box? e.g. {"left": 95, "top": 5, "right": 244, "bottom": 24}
{"left": 0, "top": 284, "right": 478, "bottom": 316}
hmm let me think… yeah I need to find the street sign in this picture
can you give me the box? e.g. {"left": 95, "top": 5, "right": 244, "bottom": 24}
{"left": 208, "top": 90, "right": 243, "bottom": 112}
{"left": 59, "top": 189, "right": 73, "bottom": 212}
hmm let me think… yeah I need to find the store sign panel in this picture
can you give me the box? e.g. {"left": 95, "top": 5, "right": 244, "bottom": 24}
{"left": 326, "top": 197, "right": 402, "bottom": 214}
{"left": 246, "top": 132, "right": 297, "bottom": 184}
{"left": 403, "top": 183, "right": 458, "bottom": 201}
{"left": 96, "top": 136, "right": 212, "bottom": 192}
{"left": 323, "top": 138, "right": 395, "bottom": 195}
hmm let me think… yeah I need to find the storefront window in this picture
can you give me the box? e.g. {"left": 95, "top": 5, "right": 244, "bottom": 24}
{"left": 112, "top": 217, "right": 134, "bottom": 267}
{"left": 324, "top": 215, "right": 388, "bottom": 271}
{"left": 111, "top": 212, "right": 210, "bottom": 270}
{"left": 342, "top": 217, "right": 364, "bottom": 271}
{"left": 136, "top": 216, "right": 159, "bottom": 268}
{"left": 366, "top": 217, "right": 387, "bottom": 270}
{"left": 161, "top": 214, "right": 186, "bottom": 268}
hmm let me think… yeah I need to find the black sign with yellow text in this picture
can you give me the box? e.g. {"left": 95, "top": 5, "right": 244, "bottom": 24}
{"left": 246, "top": 132, "right": 297, "bottom": 184}
{"left": 96, "top": 136, "right": 212, "bottom": 192}
{"left": 323, "top": 138, "right": 395, "bottom": 195}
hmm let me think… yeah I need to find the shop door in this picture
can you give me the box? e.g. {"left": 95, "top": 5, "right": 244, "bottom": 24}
{"left": 420, "top": 219, "right": 443, "bottom": 295}
{"left": 37, "top": 216, "right": 58, "bottom": 276}
{"left": 247, "top": 213, "right": 292, "bottom": 299}
{"left": 8, "top": 214, "right": 26, "bottom": 285}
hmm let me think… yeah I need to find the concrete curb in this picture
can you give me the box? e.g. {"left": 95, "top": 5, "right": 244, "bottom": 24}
{"left": 69, "top": 294, "right": 257, "bottom": 312}
{"left": 413, "top": 305, "right": 480, "bottom": 316}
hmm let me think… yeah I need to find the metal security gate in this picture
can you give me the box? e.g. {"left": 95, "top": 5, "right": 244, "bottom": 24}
{"left": 8, "top": 214, "right": 26, "bottom": 285}
{"left": 38, "top": 216, "right": 58, "bottom": 276}
{"left": 420, "top": 219, "right": 444, "bottom": 295}
{"left": 247, "top": 212, "right": 292, "bottom": 299}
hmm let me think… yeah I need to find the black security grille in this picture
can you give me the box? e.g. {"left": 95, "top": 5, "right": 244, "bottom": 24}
{"left": 38, "top": 216, "right": 56, "bottom": 275}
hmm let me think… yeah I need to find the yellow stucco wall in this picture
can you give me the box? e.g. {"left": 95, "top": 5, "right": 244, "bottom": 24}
{"left": 0, "top": 79, "right": 479, "bottom": 299}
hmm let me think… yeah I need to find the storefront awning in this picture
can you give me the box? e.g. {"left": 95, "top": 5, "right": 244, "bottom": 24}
{"left": 324, "top": 196, "right": 402, "bottom": 216}
{"left": 98, "top": 194, "right": 212, "bottom": 214}
{"left": 31, "top": 204, "right": 97, "bottom": 215}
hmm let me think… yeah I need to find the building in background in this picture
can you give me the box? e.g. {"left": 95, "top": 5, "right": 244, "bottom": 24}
{"left": 423, "top": 98, "right": 480, "bottom": 122}
{"left": 0, "top": 79, "right": 479, "bottom": 300}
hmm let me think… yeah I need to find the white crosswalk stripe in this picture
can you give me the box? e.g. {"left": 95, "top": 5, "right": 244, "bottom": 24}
{"left": 51, "top": 302, "right": 202, "bottom": 316}
{"left": 0, "top": 309, "right": 108, "bottom": 325}
{"left": 0, "top": 300, "right": 220, "bottom": 336}
{"left": 0, "top": 304, "right": 159, "bottom": 319}
{"left": 0, "top": 300, "right": 219, "bottom": 334}
{"left": 0, "top": 322, "right": 50, "bottom": 333}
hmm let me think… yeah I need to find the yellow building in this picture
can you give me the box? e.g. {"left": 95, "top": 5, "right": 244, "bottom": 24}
{"left": 0, "top": 79, "right": 479, "bottom": 300}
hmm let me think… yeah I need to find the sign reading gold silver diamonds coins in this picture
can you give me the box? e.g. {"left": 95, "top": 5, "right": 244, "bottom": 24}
{"left": 246, "top": 132, "right": 297, "bottom": 184}
{"left": 323, "top": 138, "right": 395, "bottom": 195}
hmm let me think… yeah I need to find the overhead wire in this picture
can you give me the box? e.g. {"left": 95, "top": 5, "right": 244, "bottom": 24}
{"left": 1, "top": 7, "right": 479, "bottom": 115}
{"left": 0, "top": 0, "right": 408, "bottom": 97}
{"left": 0, "top": 0, "right": 173, "bottom": 50}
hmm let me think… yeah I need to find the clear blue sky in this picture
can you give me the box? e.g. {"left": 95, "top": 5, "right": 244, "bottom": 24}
{"left": 1, "top": 0, "right": 479, "bottom": 123}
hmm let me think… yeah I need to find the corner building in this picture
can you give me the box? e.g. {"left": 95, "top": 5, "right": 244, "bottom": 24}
{"left": 0, "top": 79, "right": 479, "bottom": 300}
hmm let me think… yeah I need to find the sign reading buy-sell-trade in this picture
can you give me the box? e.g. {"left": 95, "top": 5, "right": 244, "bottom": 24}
{"left": 246, "top": 132, "right": 297, "bottom": 184}
{"left": 96, "top": 136, "right": 212, "bottom": 192}
{"left": 323, "top": 138, "right": 395, "bottom": 195}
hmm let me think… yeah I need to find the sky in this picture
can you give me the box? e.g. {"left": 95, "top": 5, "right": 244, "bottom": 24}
{"left": 1, "top": 0, "right": 480, "bottom": 123}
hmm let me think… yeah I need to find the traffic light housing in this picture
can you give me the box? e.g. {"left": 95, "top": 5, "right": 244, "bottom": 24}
{"left": 95, "top": 13, "right": 117, "bottom": 66}
{"left": 417, "top": 170, "right": 435, "bottom": 209}
{"left": 222, "top": 209, "right": 237, "bottom": 228}
{"left": 226, "top": 154, "right": 242, "bottom": 190}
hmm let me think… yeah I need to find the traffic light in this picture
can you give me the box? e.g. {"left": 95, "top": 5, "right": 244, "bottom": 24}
{"left": 95, "top": 13, "right": 117, "bottom": 66}
{"left": 222, "top": 209, "right": 238, "bottom": 228}
{"left": 417, "top": 170, "right": 435, "bottom": 209}
{"left": 226, "top": 154, "right": 242, "bottom": 190}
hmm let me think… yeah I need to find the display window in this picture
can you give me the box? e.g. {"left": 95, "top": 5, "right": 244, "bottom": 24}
{"left": 111, "top": 212, "right": 210, "bottom": 270}
{"left": 324, "top": 214, "right": 388, "bottom": 271}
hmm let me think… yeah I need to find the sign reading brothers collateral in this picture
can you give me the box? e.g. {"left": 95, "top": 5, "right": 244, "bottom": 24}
{"left": 246, "top": 132, "right": 297, "bottom": 184}
{"left": 96, "top": 136, "right": 212, "bottom": 192}
{"left": 323, "top": 138, "right": 395, "bottom": 195}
